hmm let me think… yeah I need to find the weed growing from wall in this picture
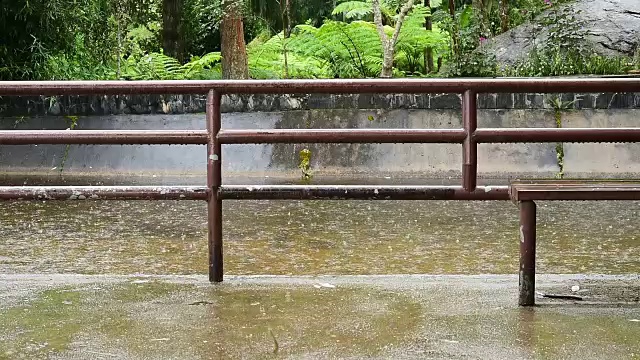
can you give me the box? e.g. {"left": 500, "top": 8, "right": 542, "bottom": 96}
{"left": 299, "top": 148, "right": 313, "bottom": 181}
{"left": 548, "top": 95, "right": 581, "bottom": 179}
{"left": 59, "top": 116, "right": 79, "bottom": 173}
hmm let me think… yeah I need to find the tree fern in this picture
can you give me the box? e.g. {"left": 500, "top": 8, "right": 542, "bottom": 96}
{"left": 290, "top": 20, "right": 384, "bottom": 78}
{"left": 394, "top": 4, "right": 449, "bottom": 74}
{"left": 332, "top": 0, "right": 395, "bottom": 22}
{"left": 182, "top": 52, "right": 222, "bottom": 79}
{"left": 121, "top": 52, "right": 182, "bottom": 80}
{"left": 121, "top": 51, "right": 222, "bottom": 80}
{"left": 248, "top": 30, "right": 331, "bottom": 78}
{"left": 332, "top": 1, "right": 375, "bottom": 20}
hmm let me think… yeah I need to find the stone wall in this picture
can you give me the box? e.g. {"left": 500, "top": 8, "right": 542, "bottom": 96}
{"left": 2, "top": 92, "right": 640, "bottom": 116}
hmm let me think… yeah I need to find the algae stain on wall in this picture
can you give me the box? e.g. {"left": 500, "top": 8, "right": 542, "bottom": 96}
{"left": 269, "top": 110, "right": 375, "bottom": 173}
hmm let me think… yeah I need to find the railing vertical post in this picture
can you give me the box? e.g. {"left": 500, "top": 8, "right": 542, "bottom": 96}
{"left": 206, "top": 90, "right": 223, "bottom": 282}
{"left": 462, "top": 90, "right": 478, "bottom": 192}
{"left": 519, "top": 200, "right": 537, "bottom": 306}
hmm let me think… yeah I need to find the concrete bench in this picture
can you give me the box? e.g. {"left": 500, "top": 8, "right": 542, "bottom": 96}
{"left": 509, "top": 180, "right": 640, "bottom": 306}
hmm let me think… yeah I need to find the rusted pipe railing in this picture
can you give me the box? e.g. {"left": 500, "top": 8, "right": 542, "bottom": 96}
{"left": 207, "top": 90, "right": 223, "bottom": 282}
{"left": 2, "top": 78, "right": 640, "bottom": 95}
{"left": 4, "top": 128, "right": 640, "bottom": 145}
{"left": 0, "top": 130, "right": 208, "bottom": 145}
{"left": 216, "top": 129, "right": 467, "bottom": 144}
{"left": 1, "top": 79, "right": 640, "bottom": 305}
{"left": 474, "top": 128, "right": 640, "bottom": 143}
{"left": 462, "top": 90, "right": 478, "bottom": 192}
{"left": 0, "top": 186, "right": 208, "bottom": 200}
{"left": 219, "top": 185, "right": 509, "bottom": 200}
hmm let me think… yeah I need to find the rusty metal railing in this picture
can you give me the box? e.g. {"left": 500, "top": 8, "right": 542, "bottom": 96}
{"left": 1, "top": 79, "right": 640, "bottom": 292}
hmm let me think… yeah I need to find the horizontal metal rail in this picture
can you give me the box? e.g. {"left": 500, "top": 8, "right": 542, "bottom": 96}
{"left": 0, "top": 186, "right": 208, "bottom": 200}
{"left": 217, "top": 129, "right": 467, "bottom": 144}
{"left": 0, "top": 185, "right": 510, "bottom": 201}
{"left": 3, "top": 128, "right": 639, "bottom": 145}
{"left": 2, "top": 78, "right": 640, "bottom": 95}
{"left": 474, "top": 128, "right": 640, "bottom": 143}
{"left": 216, "top": 128, "right": 640, "bottom": 144}
{"left": 220, "top": 185, "right": 509, "bottom": 200}
{"left": 0, "top": 130, "right": 208, "bottom": 145}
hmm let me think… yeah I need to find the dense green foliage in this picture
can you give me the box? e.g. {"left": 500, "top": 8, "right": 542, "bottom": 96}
{"left": 0, "top": 0, "right": 114, "bottom": 80}
{"left": 0, "top": 0, "right": 637, "bottom": 80}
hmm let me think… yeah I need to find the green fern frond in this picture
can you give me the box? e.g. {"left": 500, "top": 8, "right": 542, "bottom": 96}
{"left": 247, "top": 29, "right": 332, "bottom": 79}
{"left": 332, "top": 0, "right": 396, "bottom": 21}
{"left": 332, "top": 1, "right": 372, "bottom": 19}
{"left": 121, "top": 51, "right": 223, "bottom": 80}
{"left": 182, "top": 52, "right": 222, "bottom": 79}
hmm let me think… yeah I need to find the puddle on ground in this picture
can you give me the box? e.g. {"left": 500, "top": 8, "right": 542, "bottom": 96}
{"left": 0, "top": 281, "right": 423, "bottom": 359}
{"left": 0, "top": 198, "right": 638, "bottom": 275}
{"left": 1, "top": 280, "right": 638, "bottom": 359}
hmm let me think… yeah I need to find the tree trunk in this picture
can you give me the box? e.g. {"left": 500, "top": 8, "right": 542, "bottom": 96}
{"left": 281, "top": 0, "right": 292, "bottom": 78}
{"left": 117, "top": 15, "right": 122, "bottom": 78}
{"left": 162, "top": 0, "right": 185, "bottom": 62}
{"left": 221, "top": 1, "right": 249, "bottom": 79}
{"left": 424, "top": 0, "right": 434, "bottom": 73}
{"left": 500, "top": 0, "right": 509, "bottom": 33}
{"left": 425, "top": 0, "right": 432, "bottom": 29}
{"left": 381, "top": 47, "right": 395, "bottom": 78}
{"left": 373, "top": 0, "right": 415, "bottom": 78}
{"left": 285, "top": 0, "right": 292, "bottom": 37}
{"left": 448, "top": 0, "right": 459, "bottom": 57}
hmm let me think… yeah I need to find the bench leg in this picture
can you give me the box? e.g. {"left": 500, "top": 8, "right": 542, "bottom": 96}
{"left": 519, "top": 200, "right": 537, "bottom": 306}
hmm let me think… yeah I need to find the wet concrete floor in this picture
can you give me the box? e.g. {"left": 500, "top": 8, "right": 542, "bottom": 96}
{"left": 0, "top": 175, "right": 639, "bottom": 359}
{"left": 0, "top": 274, "right": 639, "bottom": 360}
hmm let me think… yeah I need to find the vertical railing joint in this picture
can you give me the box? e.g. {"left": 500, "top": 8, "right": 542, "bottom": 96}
{"left": 207, "top": 90, "right": 223, "bottom": 282}
{"left": 462, "top": 90, "right": 478, "bottom": 192}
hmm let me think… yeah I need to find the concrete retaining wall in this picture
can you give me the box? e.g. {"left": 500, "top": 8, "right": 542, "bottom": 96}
{"left": 1, "top": 93, "right": 639, "bottom": 182}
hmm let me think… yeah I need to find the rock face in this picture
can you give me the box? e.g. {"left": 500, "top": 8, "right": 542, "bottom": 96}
{"left": 488, "top": 0, "right": 640, "bottom": 66}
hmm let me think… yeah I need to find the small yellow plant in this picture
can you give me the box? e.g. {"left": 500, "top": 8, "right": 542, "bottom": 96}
{"left": 298, "top": 148, "right": 312, "bottom": 180}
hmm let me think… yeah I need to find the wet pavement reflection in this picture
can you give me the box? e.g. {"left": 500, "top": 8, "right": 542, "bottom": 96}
{"left": 0, "top": 197, "right": 638, "bottom": 275}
